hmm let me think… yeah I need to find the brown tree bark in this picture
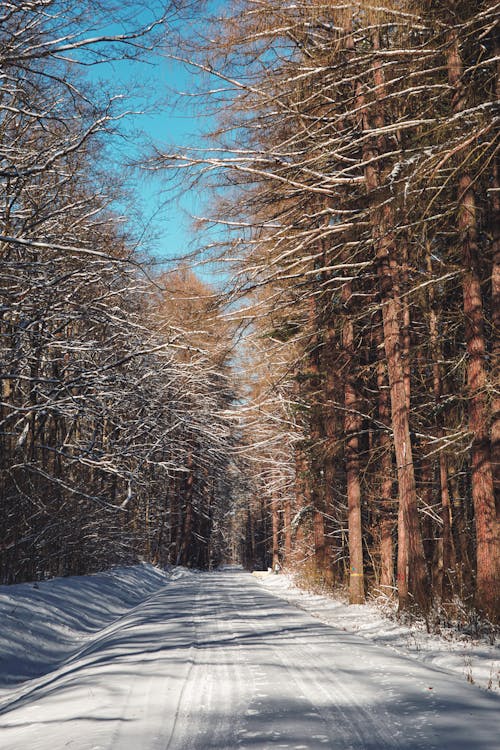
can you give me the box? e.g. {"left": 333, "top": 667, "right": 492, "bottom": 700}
{"left": 283, "top": 495, "right": 292, "bottom": 565}
{"left": 374, "top": 310, "right": 395, "bottom": 595}
{"left": 399, "top": 243, "right": 411, "bottom": 413}
{"left": 447, "top": 30, "right": 499, "bottom": 621}
{"left": 271, "top": 494, "right": 280, "bottom": 570}
{"left": 489, "top": 34, "right": 500, "bottom": 557}
{"left": 322, "top": 319, "right": 342, "bottom": 587}
{"left": 307, "top": 295, "right": 332, "bottom": 583}
{"left": 342, "top": 282, "right": 365, "bottom": 603}
{"left": 491, "top": 122, "right": 500, "bottom": 508}
{"left": 426, "top": 250, "right": 456, "bottom": 601}
{"left": 358, "top": 36, "right": 429, "bottom": 611}
{"left": 378, "top": 245, "right": 428, "bottom": 611}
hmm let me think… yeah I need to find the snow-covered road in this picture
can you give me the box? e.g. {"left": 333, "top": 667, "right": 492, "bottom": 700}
{"left": 0, "top": 568, "right": 498, "bottom": 749}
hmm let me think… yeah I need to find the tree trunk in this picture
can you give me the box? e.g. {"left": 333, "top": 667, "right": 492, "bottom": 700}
{"left": 380, "top": 257, "right": 428, "bottom": 612}
{"left": 374, "top": 310, "right": 395, "bottom": 595}
{"left": 283, "top": 495, "right": 292, "bottom": 565}
{"left": 490, "top": 102, "right": 500, "bottom": 508}
{"left": 459, "top": 173, "right": 499, "bottom": 620}
{"left": 271, "top": 494, "right": 280, "bottom": 570}
{"left": 447, "top": 31, "right": 499, "bottom": 622}
{"left": 342, "top": 282, "right": 364, "bottom": 603}
{"left": 427, "top": 250, "right": 456, "bottom": 601}
{"left": 293, "top": 445, "right": 311, "bottom": 570}
{"left": 322, "top": 318, "right": 342, "bottom": 586}
{"left": 358, "top": 45, "right": 429, "bottom": 610}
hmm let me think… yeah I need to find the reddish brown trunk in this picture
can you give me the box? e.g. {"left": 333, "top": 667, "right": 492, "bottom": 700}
{"left": 459, "top": 174, "right": 499, "bottom": 619}
{"left": 447, "top": 32, "right": 499, "bottom": 621}
{"left": 305, "top": 292, "right": 333, "bottom": 583}
{"left": 381, "top": 258, "right": 427, "bottom": 611}
{"left": 491, "top": 142, "right": 500, "bottom": 508}
{"left": 374, "top": 310, "right": 395, "bottom": 595}
{"left": 427, "top": 251, "right": 456, "bottom": 601}
{"left": 401, "top": 244, "right": 411, "bottom": 413}
{"left": 358, "top": 48, "right": 428, "bottom": 610}
{"left": 438, "top": 451, "right": 454, "bottom": 598}
{"left": 342, "top": 282, "right": 365, "bottom": 603}
{"left": 365, "top": 169, "right": 428, "bottom": 610}
{"left": 322, "top": 320, "right": 341, "bottom": 586}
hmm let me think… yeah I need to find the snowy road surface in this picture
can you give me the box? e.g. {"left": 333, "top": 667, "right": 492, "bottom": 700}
{"left": 0, "top": 568, "right": 498, "bottom": 749}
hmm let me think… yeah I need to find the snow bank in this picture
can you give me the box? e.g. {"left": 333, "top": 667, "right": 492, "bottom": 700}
{"left": 259, "top": 573, "right": 500, "bottom": 693}
{"left": 1, "top": 562, "right": 497, "bottom": 711}
{"left": 0, "top": 563, "right": 169, "bottom": 691}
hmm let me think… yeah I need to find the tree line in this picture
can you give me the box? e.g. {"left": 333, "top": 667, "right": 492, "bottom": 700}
{"left": 2, "top": 0, "right": 498, "bottom": 627}
{"left": 159, "top": 0, "right": 499, "bottom": 623}
{"left": 0, "top": 0, "right": 238, "bottom": 583}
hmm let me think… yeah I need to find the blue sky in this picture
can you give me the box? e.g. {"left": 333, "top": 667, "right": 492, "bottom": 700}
{"left": 83, "top": 2, "right": 225, "bottom": 275}
{"left": 100, "top": 56, "right": 213, "bottom": 267}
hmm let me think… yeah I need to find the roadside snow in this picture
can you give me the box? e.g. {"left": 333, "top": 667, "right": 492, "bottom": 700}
{"left": 258, "top": 572, "right": 500, "bottom": 693}
{"left": 0, "top": 566, "right": 498, "bottom": 749}
{"left": 0, "top": 563, "right": 170, "bottom": 694}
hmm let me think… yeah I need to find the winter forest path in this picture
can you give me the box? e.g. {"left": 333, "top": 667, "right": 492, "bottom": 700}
{"left": 0, "top": 569, "right": 498, "bottom": 750}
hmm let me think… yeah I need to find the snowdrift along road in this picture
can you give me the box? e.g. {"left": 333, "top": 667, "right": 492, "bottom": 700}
{"left": 0, "top": 566, "right": 499, "bottom": 749}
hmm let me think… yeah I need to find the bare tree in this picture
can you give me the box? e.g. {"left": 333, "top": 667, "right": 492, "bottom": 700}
{"left": 154, "top": 0, "right": 499, "bottom": 622}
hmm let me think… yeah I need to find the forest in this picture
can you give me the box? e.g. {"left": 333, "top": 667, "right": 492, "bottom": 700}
{"left": 1, "top": 0, "right": 498, "bottom": 627}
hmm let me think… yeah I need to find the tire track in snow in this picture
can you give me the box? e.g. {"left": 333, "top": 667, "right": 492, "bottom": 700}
{"left": 0, "top": 568, "right": 498, "bottom": 750}
{"left": 225, "top": 581, "right": 400, "bottom": 749}
{"left": 164, "top": 574, "right": 248, "bottom": 750}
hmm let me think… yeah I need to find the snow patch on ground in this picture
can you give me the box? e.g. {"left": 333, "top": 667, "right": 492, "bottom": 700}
{"left": 0, "top": 565, "right": 498, "bottom": 750}
{"left": 259, "top": 573, "right": 500, "bottom": 693}
{"left": 0, "top": 563, "right": 170, "bottom": 691}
